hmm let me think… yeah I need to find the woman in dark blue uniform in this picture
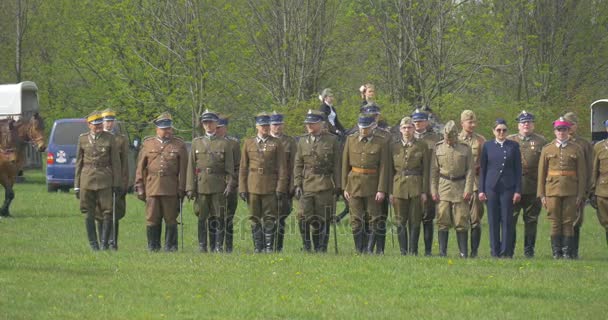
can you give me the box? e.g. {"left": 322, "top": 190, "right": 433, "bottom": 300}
{"left": 478, "top": 119, "right": 522, "bottom": 258}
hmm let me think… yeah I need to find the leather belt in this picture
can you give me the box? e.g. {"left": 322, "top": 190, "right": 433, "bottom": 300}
{"left": 440, "top": 173, "right": 465, "bottom": 181}
{"left": 401, "top": 169, "right": 422, "bottom": 176}
{"left": 352, "top": 167, "right": 378, "bottom": 174}
{"left": 148, "top": 171, "right": 169, "bottom": 176}
{"left": 305, "top": 167, "right": 332, "bottom": 175}
{"left": 84, "top": 163, "right": 109, "bottom": 168}
{"left": 548, "top": 170, "right": 576, "bottom": 177}
{"left": 198, "top": 167, "right": 221, "bottom": 175}
{"left": 250, "top": 167, "right": 276, "bottom": 175}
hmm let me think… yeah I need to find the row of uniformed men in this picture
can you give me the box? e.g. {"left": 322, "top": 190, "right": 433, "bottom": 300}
{"left": 74, "top": 107, "right": 607, "bottom": 259}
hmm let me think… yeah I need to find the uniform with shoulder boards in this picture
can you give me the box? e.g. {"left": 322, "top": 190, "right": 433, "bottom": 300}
{"left": 74, "top": 111, "right": 122, "bottom": 251}
{"left": 216, "top": 114, "right": 240, "bottom": 253}
{"left": 591, "top": 119, "right": 608, "bottom": 250}
{"left": 135, "top": 112, "right": 188, "bottom": 252}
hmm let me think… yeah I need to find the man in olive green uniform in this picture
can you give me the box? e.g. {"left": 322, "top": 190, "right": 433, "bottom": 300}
{"left": 563, "top": 112, "right": 592, "bottom": 259}
{"left": 413, "top": 109, "right": 441, "bottom": 256}
{"left": 591, "top": 120, "right": 608, "bottom": 248}
{"left": 459, "top": 110, "right": 486, "bottom": 257}
{"left": 294, "top": 110, "right": 341, "bottom": 253}
{"left": 431, "top": 120, "right": 474, "bottom": 258}
{"left": 135, "top": 112, "right": 188, "bottom": 252}
{"left": 389, "top": 117, "right": 430, "bottom": 255}
{"left": 342, "top": 114, "right": 390, "bottom": 254}
{"left": 270, "top": 112, "right": 297, "bottom": 252}
{"left": 538, "top": 117, "right": 585, "bottom": 259}
{"left": 92, "top": 108, "right": 129, "bottom": 251}
{"left": 239, "top": 113, "right": 288, "bottom": 253}
{"left": 186, "top": 111, "right": 235, "bottom": 253}
{"left": 216, "top": 115, "right": 240, "bottom": 253}
{"left": 506, "top": 111, "right": 547, "bottom": 257}
{"left": 74, "top": 111, "right": 122, "bottom": 251}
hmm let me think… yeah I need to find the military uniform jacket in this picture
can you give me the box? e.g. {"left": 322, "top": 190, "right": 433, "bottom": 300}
{"left": 507, "top": 132, "right": 547, "bottom": 195}
{"left": 459, "top": 131, "right": 486, "bottom": 190}
{"left": 570, "top": 135, "right": 593, "bottom": 194}
{"left": 75, "top": 131, "right": 121, "bottom": 190}
{"left": 275, "top": 134, "right": 297, "bottom": 192}
{"left": 239, "top": 136, "right": 288, "bottom": 195}
{"left": 431, "top": 141, "right": 474, "bottom": 202}
{"left": 226, "top": 136, "right": 241, "bottom": 190}
{"left": 591, "top": 140, "right": 608, "bottom": 197}
{"left": 114, "top": 133, "right": 130, "bottom": 190}
{"left": 537, "top": 140, "right": 585, "bottom": 198}
{"left": 342, "top": 131, "right": 390, "bottom": 197}
{"left": 186, "top": 135, "right": 235, "bottom": 195}
{"left": 389, "top": 138, "right": 430, "bottom": 199}
{"left": 135, "top": 136, "right": 188, "bottom": 196}
{"left": 293, "top": 132, "right": 341, "bottom": 193}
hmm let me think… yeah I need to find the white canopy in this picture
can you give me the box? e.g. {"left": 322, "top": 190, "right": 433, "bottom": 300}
{"left": 0, "top": 81, "right": 39, "bottom": 116}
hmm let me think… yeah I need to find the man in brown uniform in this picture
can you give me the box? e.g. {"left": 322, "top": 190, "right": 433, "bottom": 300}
{"left": 563, "top": 112, "right": 592, "bottom": 259}
{"left": 186, "top": 111, "right": 235, "bottom": 253}
{"left": 93, "top": 108, "right": 129, "bottom": 251}
{"left": 538, "top": 118, "right": 585, "bottom": 259}
{"left": 74, "top": 111, "right": 121, "bottom": 251}
{"left": 135, "top": 112, "right": 188, "bottom": 252}
{"left": 293, "top": 110, "right": 341, "bottom": 252}
{"left": 506, "top": 111, "right": 547, "bottom": 257}
{"left": 431, "top": 120, "right": 474, "bottom": 258}
{"left": 389, "top": 117, "right": 430, "bottom": 255}
{"left": 459, "top": 110, "right": 486, "bottom": 257}
{"left": 591, "top": 120, "right": 608, "bottom": 248}
{"left": 270, "top": 112, "right": 297, "bottom": 252}
{"left": 216, "top": 115, "right": 240, "bottom": 253}
{"left": 342, "top": 114, "right": 390, "bottom": 254}
{"left": 413, "top": 109, "right": 441, "bottom": 256}
{"left": 239, "top": 113, "right": 288, "bottom": 253}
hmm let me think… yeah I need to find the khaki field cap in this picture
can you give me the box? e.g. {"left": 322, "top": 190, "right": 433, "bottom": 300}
{"left": 443, "top": 120, "right": 458, "bottom": 136}
{"left": 563, "top": 112, "right": 578, "bottom": 124}
{"left": 400, "top": 116, "right": 413, "bottom": 127}
{"left": 461, "top": 110, "right": 476, "bottom": 122}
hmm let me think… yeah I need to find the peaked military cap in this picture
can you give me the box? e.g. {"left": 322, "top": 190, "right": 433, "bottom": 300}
{"left": 153, "top": 112, "right": 173, "bottom": 128}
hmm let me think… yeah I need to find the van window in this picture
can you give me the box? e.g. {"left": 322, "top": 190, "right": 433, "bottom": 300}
{"left": 52, "top": 122, "right": 88, "bottom": 145}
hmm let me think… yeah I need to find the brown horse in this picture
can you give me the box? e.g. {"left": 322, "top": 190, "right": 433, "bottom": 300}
{"left": 0, "top": 113, "right": 47, "bottom": 217}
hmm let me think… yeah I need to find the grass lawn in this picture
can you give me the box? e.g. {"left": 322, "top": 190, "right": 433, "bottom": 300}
{"left": 1, "top": 170, "right": 607, "bottom": 319}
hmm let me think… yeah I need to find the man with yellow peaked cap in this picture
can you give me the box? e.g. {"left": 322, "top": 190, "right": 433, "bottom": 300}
{"left": 431, "top": 120, "right": 474, "bottom": 258}
{"left": 342, "top": 114, "right": 390, "bottom": 254}
{"left": 215, "top": 114, "right": 240, "bottom": 253}
{"left": 537, "top": 117, "right": 585, "bottom": 259}
{"left": 389, "top": 116, "right": 430, "bottom": 255}
{"left": 239, "top": 112, "right": 288, "bottom": 253}
{"left": 412, "top": 108, "right": 442, "bottom": 256}
{"left": 186, "top": 110, "right": 235, "bottom": 253}
{"left": 459, "top": 110, "right": 486, "bottom": 257}
{"left": 294, "top": 110, "right": 341, "bottom": 252}
{"left": 563, "top": 111, "right": 592, "bottom": 259}
{"left": 74, "top": 111, "right": 122, "bottom": 251}
{"left": 506, "top": 110, "right": 547, "bottom": 257}
{"left": 135, "top": 112, "right": 188, "bottom": 252}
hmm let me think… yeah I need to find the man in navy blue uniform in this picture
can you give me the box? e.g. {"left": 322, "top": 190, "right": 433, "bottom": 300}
{"left": 479, "top": 119, "right": 522, "bottom": 258}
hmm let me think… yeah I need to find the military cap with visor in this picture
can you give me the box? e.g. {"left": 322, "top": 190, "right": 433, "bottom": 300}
{"left": 153, "top": 112, "right": 173, "bottom": 129}
{"left": 87, "top": 111, "right": 104, "bottom": 125}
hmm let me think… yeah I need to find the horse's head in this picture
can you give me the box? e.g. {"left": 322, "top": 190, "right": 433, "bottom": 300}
{"left": 16, "top": 113, "right": 47, "bottom": 152}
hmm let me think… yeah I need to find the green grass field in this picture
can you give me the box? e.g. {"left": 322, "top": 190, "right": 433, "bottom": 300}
{"left": 1, "top": 170, "right": 607, "bottom": 319}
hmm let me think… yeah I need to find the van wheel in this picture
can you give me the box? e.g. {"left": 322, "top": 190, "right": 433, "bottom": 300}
{"left": 47, "top": 184, "right": 58, "bottom": 193}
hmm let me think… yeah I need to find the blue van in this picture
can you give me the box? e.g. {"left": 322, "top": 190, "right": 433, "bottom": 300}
{"left": 46, "top": 119, "right": 137, "bottom": 192}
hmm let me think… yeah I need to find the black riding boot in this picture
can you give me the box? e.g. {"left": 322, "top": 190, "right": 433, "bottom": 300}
{"left": 264, "top": 224, "right": 276, "bottom": 253}
{"left": 563, "top": 236, "right": 573, "bottom": 259}
{"left": 551, "top": 235, "right": 563, "bottom": 259}
{"left": 571, "top": 226, "right": 580, "bottom": 259}
{"left": 147, "top": 225, "right": 161, "bottom": 252}
{"left": 299, "top": 220, "right": 312, "bottom": 252}
{"left": 353, "top": 229, "right": 365, "bottom": 254}
{"left": 198, "top": 219, "right": 208, "bottom": 253}
{"left": 409, "top": 226, "right": 420, "bottom": 256}
{"left": 252, "top": 224, "right": 264, "bottom": 253}
{"left": 100, "top": 219, "right": 112, "bottom": 250}
{"left": 457, "top": 231, "right": 468, "bottom": 258}
{"left": 397, "top": 225, "right": 408, "bottom": 256}
{"left": 109, "top": 221, "right": 119, "bottom": 250}
{"left": 423, "top": 222, "right": 434, "bottom": 256}
{"left": 375, "top": 232, "right": 385, "bottom": 255}
{"left": 312, "top": 224, "right": 321, "bottom": 252}
{"left": 213, "top": 219, "right": 225, "bottom": 253}
{"left": 276, "top": 218, "right": 286, "bottom": 253}
{"left": 96, "top": 221, "right": 103, "bottom": 245}
{"left": 164, "top": 224, "right": 178, "bottom": 252}
{"left": 225, "top": 216, "right": 234, "bottom": 253}
{"left": 438, "top": 230, "right": 449, "bottom": 257}
{"left": 319, "top": 222, "right": 328, "bottom": 253}
{"left": 366, "top": 230, "right": 377, "bottom": 254}
{"left": 523, "top": 223, "right": 537, "bottom": 258}
{"left": 85, "top": 217, "right": 100, "bottom": 251}
{"left": 208, "top": 218, "right": 217, "bottom": 252}
{"left": 470, "top": 227, "right": 481, "bottom": 258}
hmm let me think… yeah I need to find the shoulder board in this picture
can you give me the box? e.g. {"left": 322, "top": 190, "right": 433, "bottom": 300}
{"left": 173, "top": 136, "right": 184, "bottom": 141}
{"left": 192, "top": 136, "right": 203, "bottom": 141}
{"left": 227, "top": 135, "right": 239, "bottom": 142}
{"left": 506, "top": 133, "right": 518, "bottom": 139}
{"left": 143, "top": 136, "right": 155, "bottom": 141}
{"left": 79, "top": 132, "right": 88, "bottom": 137}
{"left": 435, "top": 140, "right": 445, "bottom": 146}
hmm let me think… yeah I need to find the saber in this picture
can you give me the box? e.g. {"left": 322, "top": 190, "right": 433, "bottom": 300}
{"left": 275, "top": 195, "right": 282, "bottom": 252}
{"left": 333, "top": 194, "right": 339, "bottom": 254}
{"left": 179, "top": 198, "right": 184, "bottom": 250}
{"left": 112, "top": 191, "right": 116, "bottom": 248}
{"left": 388, "top": 201, "right": 395, "bottom": 248}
